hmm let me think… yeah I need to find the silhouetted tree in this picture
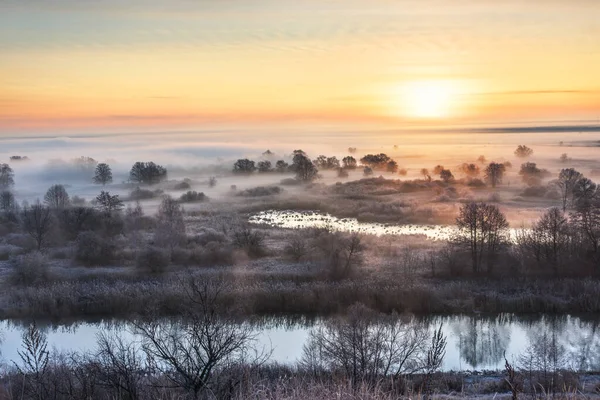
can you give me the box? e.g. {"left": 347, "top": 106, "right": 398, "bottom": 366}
{"left": 95, "top": 191, "right": 124, "bottom": 214}
{"left": 0, "top": 190, "right": 15, "bottom": 212}
{"left": 519, "top": 162, "right": 548, "bottom": 186}
{"left": 421, "top": 168, "right": 431, "bottom": 181}
{"left": 21, "top": 201, "right": 53, "bottom": 250}
{"left": 292, "top": 152, "right": 318, "bottom": 182}
{"left": 433, "top": 165, "right": 444, "bottom": 175}
{"left": 275, "top": 160, "right": 289, "bottom": 173}
{"left": 348, "top": 147, "right": 357, "bottom": 154}
{"left": 363, "top": 166, "right": 373, "bottom": 176}
{"left": 129, "top": 162, "right": 167, "bottom": 184}
{"left": 559, "top": 153, "right": 570, "bottom": 163}
{"left": 532, "top": 207, "right": 570, "bottom": 275}
{"left": 484, "top": 162, "right": 506, "bottom": 188}
{"left": 44, "top": 184, "right": 70, "bottom": 209}
{"left": 455, "top": 202, "right": 510, "bottom": 273}
{"left": 232, "top": 159, "right": 256, "bottom": 174}
{"left": 557, "top": 168, "right": 583, "bottom": 211}
{"left": 461, "top": 163, "right": 480, "bottom": 177}
{"left": 514, "top": 145, "right": 533, "bottom": 158}
{"left": 342, "top": 156, "right": 357, "bottom": 169}
{"left": 93, "top": 163, "right": 113, "bottom": 185}
{"left": 477, "top": 155, "right": 487, "bottom": 164}
{"left": 154, "top": 195, "right": 186, "bottom": 253}
{"left": 386, "top": 160, "right": 399, "bottom": 173}
{"left": 0, "top": 163, "right": 15, "bottom": 189}
{"left": 360, "top": 153, "right": 391, "bottom": 169}
{"left": 440, "top": 169, "right": 454, "bottom": 183}
{"left": 257, "top": 160, "right": 272, "bottom": 173}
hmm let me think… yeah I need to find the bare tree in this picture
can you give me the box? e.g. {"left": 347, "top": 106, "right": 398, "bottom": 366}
{"left": 154, "top": 195, "right": 186, "bottom": 253}
{"left": 95, "top": 191, "right": 124, "bottom": 214}
{"left": 44, "top": 184, "right": 70, "bottom": 209}
{"left": 135, "top": 278, "right": 265, "bottom": 399}
{"left": 0, "top": 163, "right": 15, "bottom": 188}
{"left": 16, "top": 322, "right": 50, "bottom": 399}
{"left": 556, "top": 168, "right": 583, "bottom": 211}
{"left": 0, "top": 189, "right": 16, "bottom": 212}
{"left": 21, "top": 201, "right": 54, "bottom": 250}
{"left": 455, "top": 202, "right": 510, "bottom": 273}
{"left": 421, "top": 325, "right": 447, "bottom": 398}
{"left": 95, "top": 332, "right": 144, "bottom": 400}
{"left": 532, "top": 208, "right": 570, "bottom": 275}
{"left": 301, "top": 303, "right": 432, "bottom": 386}
{"left": 93, "top": 163, "right": 113, "bottom": 186}
{"left": 421, "top": 168, "right": 431, "bottom": 182}
{"left": 484, "top": 162, "right": 506, "bottom": 188}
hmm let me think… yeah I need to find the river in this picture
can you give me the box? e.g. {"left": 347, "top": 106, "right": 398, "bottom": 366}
{"left": 1, "top": 314, "right": 599, "bottom": 372}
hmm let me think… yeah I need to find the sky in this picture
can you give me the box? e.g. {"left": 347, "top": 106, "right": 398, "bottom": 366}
{"left": 1, "top": 0, "right": 600, "bottom": 135}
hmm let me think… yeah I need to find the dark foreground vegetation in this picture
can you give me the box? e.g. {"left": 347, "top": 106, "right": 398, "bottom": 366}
{"left": 2, "top": 280, "right": 599, "bottom": 400}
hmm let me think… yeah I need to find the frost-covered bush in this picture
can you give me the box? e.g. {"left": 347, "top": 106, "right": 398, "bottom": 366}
{"left": 136, "top": 246, "right": 170, "bottom": 274}
{"left": 9, "top": 251, "right": 50, "bottom": 285}
{"left": 75, "top": 231, "right": 116, "bottom": 266}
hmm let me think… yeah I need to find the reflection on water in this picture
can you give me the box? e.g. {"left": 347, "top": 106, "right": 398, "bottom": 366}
{"left": 1, "top": 314, "right": 599, "bottom": 372}
{"left": 249, "top": 210, "right": 526, "bottom": 241}
{"left": 249, "top": 210, "right": 456, "bottom": 240}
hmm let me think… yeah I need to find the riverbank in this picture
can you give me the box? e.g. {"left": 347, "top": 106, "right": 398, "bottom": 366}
{"left": 3, "top": 270, "right": 600, "bottom": 321}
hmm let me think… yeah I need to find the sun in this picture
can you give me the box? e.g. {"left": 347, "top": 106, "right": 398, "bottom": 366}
{"left": 396, "top": 80, "right": 459, "bottom": 119}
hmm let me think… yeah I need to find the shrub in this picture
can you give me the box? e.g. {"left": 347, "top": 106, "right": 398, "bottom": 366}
{"left": 75, "top": 231, "right": 116, "bottom": 266}
{"left": 9, "top": 252, "right": 50, "bottom": 285}
{"left": 232, "top": 228, "right": 267, "bottom": 258}
{"left": 179, "top": 191, "right": 207, "bottom": 203}
{"left": 284, "top": 235, "right": 308, "bottom": 261}
{"left": 173, "top": 180, "right": 191, "bottom": 190}
{"left": 237, "top": 186, "right": 282, "bottom": 197}
{"left": 467, "top": 178, "right": 486, "bottom": 188}
{"left": 128, "top": 187, "right": 163, "bottom": 201}
{"left": 136, "top": 246, "right": 170, "bottom": 274}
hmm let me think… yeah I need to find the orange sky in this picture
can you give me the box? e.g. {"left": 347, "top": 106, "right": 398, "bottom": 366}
{"left": 1, "top": 0, "right": 599, "bottom": 133}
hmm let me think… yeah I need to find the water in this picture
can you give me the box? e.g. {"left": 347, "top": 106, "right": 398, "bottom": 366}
{"left": 1, "top": 314, "right": 599, "bottom": 372}
{"left": 249, "top": 210, "right": 457, "bottom": 240}
{"left": 249, "top": 210, "right": 526, "bottom": 241}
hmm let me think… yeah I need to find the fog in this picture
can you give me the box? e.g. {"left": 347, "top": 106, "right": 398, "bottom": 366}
{"left": 2, "top": 128, "right": 600, "bottom": 224}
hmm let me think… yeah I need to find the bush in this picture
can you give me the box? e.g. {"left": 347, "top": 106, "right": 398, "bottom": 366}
{"left": 179, "top": 191, "right": 207, "bottom": 203}
{"left": 128, "top": 187, "right": 163, "bottom": 201}
{"left": 284, "top": 235, "right": 308, "bottom": 261}
{"left": 173, "top": 180, "right": 191, "bottom": 190}
{"left": 232, "top": 228, "right": 267, "bottom": 257}
{"left": 237, "top": 186, "right": 282, "bottom": 197}
{"left": 136, "top": 246, "right": 170, "bottom": 274}
{"left": 467, "top": 178, "right": 486, "bottom": 188}
{"left": 9, "top": 252, "right": 50, "bottom": 285}
{"left": 75, "top": 231, "right": 116, "bottom": 266}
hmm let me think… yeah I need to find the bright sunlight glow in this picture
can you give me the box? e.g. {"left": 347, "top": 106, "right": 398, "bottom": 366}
{"left": 397, "top": 80, "right": 459, "bottom": 119}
